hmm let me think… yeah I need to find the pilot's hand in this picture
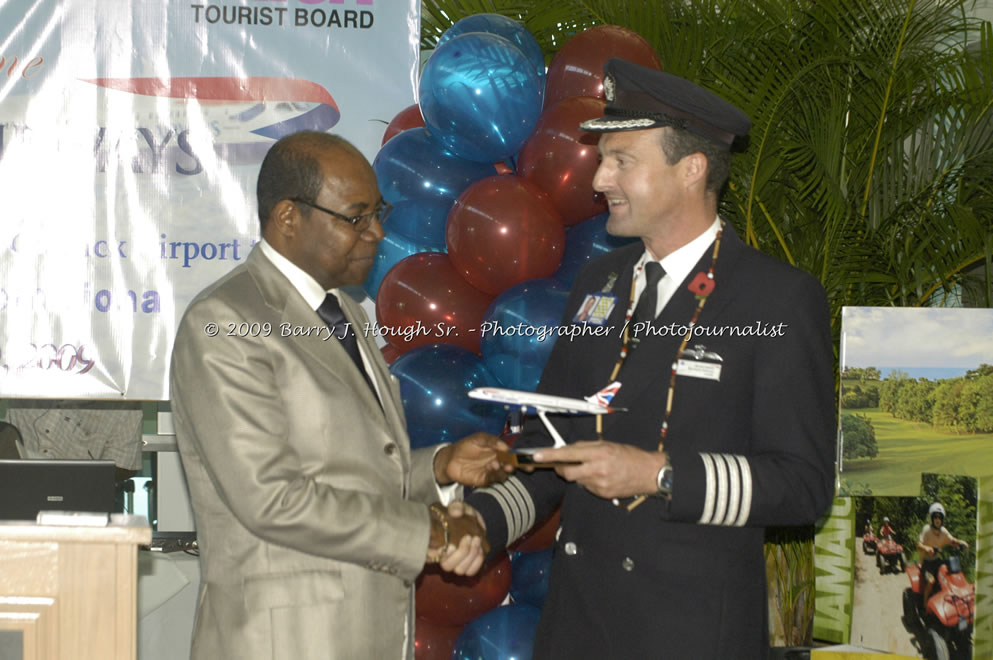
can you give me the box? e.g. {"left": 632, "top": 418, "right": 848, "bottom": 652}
{"left": 438, "top": 532, "right": 486, "bottom": 576}
{"left": 429, "top": 502, "right": 489, "bottom": 576}
{"left": 532, "top": 440, "right": 666, "bottom": 500}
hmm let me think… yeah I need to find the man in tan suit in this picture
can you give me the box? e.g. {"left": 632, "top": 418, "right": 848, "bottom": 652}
{"left": 170, "top": 131, "right": 508, "bottom": 660}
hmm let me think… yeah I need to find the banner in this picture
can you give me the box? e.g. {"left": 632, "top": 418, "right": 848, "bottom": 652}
{"left": 0, "top": 0, "right": 419, "bottom": 399}
{"left": 814, "top": 496, "right": 856, "bottom": 644}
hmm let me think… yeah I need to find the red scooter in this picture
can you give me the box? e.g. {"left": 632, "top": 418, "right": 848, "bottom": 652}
{"left": 876, "top": 535, "right": 904, "bottom": 574}
{"left": 903, "top": 545, "right": 974, "bottom": 660}
{"left": 862, "top": 530, "right": 877, "bottom": 555}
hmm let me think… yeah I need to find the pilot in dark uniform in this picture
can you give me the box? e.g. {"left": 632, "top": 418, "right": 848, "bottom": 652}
{"left": 466, "top": 58, "right": 835, "bottom": 660}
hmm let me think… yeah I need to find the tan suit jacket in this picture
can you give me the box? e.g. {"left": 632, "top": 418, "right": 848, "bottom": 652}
{"left": 170, "top": 246, "right": 439, "bottom": 660}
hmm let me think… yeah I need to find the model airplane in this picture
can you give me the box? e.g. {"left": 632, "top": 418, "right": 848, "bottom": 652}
{"left": 468, "top": 382, "right": 624, "bottom": 449}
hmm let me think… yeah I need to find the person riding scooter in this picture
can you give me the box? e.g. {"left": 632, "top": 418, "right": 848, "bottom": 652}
{"left": 879, "top": 516, "right": 895, "bottom": 540}
{"left": 917, "top": 502, "right": 968, "bottom": 605}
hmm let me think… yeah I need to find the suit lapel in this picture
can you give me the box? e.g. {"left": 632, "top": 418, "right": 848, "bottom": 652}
{"left": 587, "top": 246, "right": 641, "bottom": 387}
{"left": 246, "top": 249, "right": 391, "bottom": 431}
{"left": 338, "top": 292, "right": 411, "bottom": 452}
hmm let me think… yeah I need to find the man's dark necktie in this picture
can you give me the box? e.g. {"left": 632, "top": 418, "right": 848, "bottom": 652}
{"left": 626, "top": 261, "right": 665, "bottom": 354}
{"left": 631, "top": 261, "right": 666, "bottom": 325}
{"left": 317, "top": 293, "right": 377, "bottom": 396}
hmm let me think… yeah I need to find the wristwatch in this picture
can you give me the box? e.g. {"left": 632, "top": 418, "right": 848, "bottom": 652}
{"left": 655, "top": 455, "right": 673, "bottom": 499}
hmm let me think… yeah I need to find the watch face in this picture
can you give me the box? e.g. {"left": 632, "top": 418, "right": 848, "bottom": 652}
{"left": 657, "top": 466, "right": 673, "bottom": 495}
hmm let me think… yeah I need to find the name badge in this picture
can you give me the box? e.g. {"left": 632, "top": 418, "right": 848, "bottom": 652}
{"left": 676, "top": 359, "right": 722, "bottom": 381}
{"left": 573, "top": 294, "right": 617, "bottom": 326}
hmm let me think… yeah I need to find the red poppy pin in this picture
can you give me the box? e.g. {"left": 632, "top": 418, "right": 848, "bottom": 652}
{"left": 688, "top": 272, "right": 715, "bottom": 298}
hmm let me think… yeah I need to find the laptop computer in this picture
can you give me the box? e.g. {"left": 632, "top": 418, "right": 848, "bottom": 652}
{"left": 0, "top": 459, "right": 116, "bottom": 521}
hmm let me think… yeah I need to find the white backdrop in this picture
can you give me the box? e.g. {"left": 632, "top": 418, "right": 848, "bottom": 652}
{"left": 0, "top": 0, "right": 419, "bottom": 399}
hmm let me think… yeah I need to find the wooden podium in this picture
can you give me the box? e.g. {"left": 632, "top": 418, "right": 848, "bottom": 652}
{"left": 0, "top": 515, "right": 151, "bottom": 660}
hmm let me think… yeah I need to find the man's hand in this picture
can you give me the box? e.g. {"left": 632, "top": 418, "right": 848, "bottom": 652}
{"left": 426, "top": 502, "right": 490, "bottom": 576}
{"left": 434, "top": 432, "right": 513, "bottom": 487}
{"left": 532, "top": 440, "right": 666, "bottom": 500}
{"left": 446, "top": 500, "right": 487, "bottom": 532}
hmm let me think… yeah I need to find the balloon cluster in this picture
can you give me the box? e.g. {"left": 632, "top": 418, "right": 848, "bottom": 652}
{"left": 371, "top": 16, "right": 658, "bottom": 659}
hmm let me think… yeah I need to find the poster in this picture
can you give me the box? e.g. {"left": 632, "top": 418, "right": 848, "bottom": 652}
{"left": 816, "top": 474, "right": 980, "bottom": 658}
{"left": 0, "top": 0, "right": 419, "bottom": 399}
{"left": 838, "top": 307, "right": 993, "bottom": 497}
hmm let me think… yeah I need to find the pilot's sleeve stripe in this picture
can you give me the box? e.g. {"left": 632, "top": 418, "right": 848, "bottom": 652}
{"left": 698, "top": 453, "right": 753, "bottom": 527}
{"left": 698, "top": 453, "right": 717, "bottom": 524}
{"left": 733, "top": 455, "right": 753, "bottom": 527}
{"left": 712, "top": 454, "right": 729, "bottom": 525}
{"left": 485, "top": 476, "right": 535, "bottom": 544}
{"left": 722, "top": 455, "right": 742, "bottom": 526}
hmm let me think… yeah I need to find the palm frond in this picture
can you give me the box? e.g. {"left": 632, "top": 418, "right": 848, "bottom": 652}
{"left": 422, "top": 0, "right": 993, "bottom": 316}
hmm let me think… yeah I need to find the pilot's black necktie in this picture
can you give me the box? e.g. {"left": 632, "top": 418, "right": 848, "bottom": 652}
{"left": 631, "top": 261, "right": 666, "bottom": 325}
{"left": 317, "top": 293, "right": 376, "bottom": 395}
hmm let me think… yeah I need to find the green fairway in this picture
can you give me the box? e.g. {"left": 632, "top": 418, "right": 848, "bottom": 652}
{"left": 838, "top": 408, "right": 993, "bottom": 496}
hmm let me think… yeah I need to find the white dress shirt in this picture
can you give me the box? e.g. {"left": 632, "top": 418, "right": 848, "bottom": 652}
{"left": 630, "top": 216, "right": 722, "bottom": 319}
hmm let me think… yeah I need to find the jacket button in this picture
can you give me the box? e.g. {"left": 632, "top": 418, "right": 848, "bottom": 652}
{"left": 622, "top": 557, "right": 635, "bottom": 572}
{"left": 564, "top": 542, "right": 577, "bottom": 555}
{"left": 384, "top": 443, "right": 397, "bottom": 456}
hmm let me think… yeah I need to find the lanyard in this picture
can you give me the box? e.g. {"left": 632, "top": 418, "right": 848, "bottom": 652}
{"left": 594, "top": 222, "right": 724, "bottom": 511}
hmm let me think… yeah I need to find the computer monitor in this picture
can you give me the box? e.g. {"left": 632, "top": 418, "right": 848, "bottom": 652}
{"left": 0, "top": 459, "right": 116, "bottom": 521}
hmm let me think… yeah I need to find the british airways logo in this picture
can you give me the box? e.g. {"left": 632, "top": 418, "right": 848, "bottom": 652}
{"left": 84, "top": 77, "right": 340, "bottom": 139}
{"left": 0, "top": 76, "right": 339, "bottom": 173}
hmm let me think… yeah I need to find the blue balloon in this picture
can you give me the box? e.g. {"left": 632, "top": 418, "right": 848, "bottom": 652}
{"left": 373, "top": 126, "right": 495, "bottom": 206}
{"left": 390, "top": 344, "right": 506, "bottom": 449}
{"left": 452, "top": 603, "right": 542, "bottom": 660}
{"left": 510, "top": 549, "right": 553, "bottom": 608}
{"left": 438, "top": 14, "right": 546, "bottom": 104}
{"left": 362, "top": 222, "right": 443, "bottom": 300}
{"left": 420, "top": 33, "right": 543, "bottom": 163}
{"left": 480, "top": 279, "right": 571, "bottom": 391}
{"left": 382, "top": 198, "right": 452, "bottom": 247}
{"left": 555, "top": 212, "right": 639, "bottom": 286}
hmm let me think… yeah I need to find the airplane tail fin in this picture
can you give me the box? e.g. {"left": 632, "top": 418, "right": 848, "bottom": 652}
{"left": 585, "top": 381, "right": 621, "bottom": 408}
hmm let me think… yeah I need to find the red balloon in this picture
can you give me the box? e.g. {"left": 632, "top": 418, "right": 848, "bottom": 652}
{"left": 415, "top": 551, "right": 512, "bottom": 627}
{"left": 517, "top": 96, "right": 609, "bottom": 225}
{"left": 446, "top": 176, "right": 565, "bottom": 295}
{"left": 375, "top": 252, "right": 494, "bottom": 354}
{"left": 510, "top": 506, "right": 561, "bottom": 553}
{"left": 414, "top": 617, "right": 463, "bottom": 660}
{"left": 382, "top": 103, "right": 426, "bottom": 146}
{"left": 544, "top": 25, "right": 662, "bottom": 108}
{"left": 493, "top": 160, "right": 515, "bottom": 175}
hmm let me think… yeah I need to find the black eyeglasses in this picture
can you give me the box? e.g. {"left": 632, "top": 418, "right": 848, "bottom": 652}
{"left": 290, "top": 197, "right": 392, "bottom": 231}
